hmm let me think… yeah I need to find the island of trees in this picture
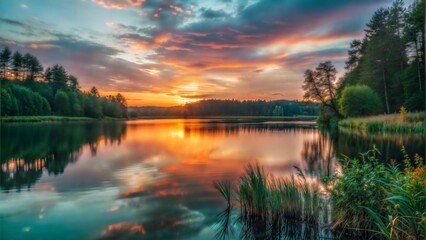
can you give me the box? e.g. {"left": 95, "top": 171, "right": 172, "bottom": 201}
{"left": 0, "top": 48, "right": 128, "bottom": 118}
{"left": 302, "top": 0, "right": 424, "bottom": 123}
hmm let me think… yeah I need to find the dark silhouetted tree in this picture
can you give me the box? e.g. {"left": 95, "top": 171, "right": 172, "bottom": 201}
{"left": 11, "top": 51, "right": 23, "bottom": 80}
{"left": 0, "top": 47, "right": 11, "bottom": 78}
{"left": 302, "top": 61, "right": 340, "bottom": 121}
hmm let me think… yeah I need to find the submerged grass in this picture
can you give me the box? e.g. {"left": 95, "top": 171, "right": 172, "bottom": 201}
{"left": 214, "top": 164, "right": 323, "bottom": 239}
{"left": 338, "top": 112, "right": 425, "bottom": 134}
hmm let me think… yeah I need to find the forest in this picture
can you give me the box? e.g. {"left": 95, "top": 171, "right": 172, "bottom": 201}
{"left": 302, "top": 0, "right": 424, "bottom": 122}
{"left": 130, "top": 99, "right": 318, "bottom": 117}
{"left": 0, "top": 48, "right": 127, "bottom": 118}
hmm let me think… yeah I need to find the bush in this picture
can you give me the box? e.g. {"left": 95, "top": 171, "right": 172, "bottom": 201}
{"left": 329, "top": 147, "right": 426, "bottom": 239}
{"left": 339, "top": 85, "right": 381, "bottom": 117}
{"left": 330, "top": 147, "right": 392, "bottom": 235}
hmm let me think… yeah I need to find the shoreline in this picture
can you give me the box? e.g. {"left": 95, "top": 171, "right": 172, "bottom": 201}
{"left": 338, "top": 112, "right": 425, "bottom": 134}
{"left": 0, "top": 116, "right": 126, "bottom": 123}
{"left": 1, "top": 115, "right": 318, "bottom": 123}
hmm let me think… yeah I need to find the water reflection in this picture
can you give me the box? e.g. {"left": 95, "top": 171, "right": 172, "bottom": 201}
{"left": 335, "top": 128, "right": 425, "bottom": 164}
{"left": 0, "top": 122, "right": 126, "bottom": 192}
{"left": 0, "top": 119, "right": 423, "bottom": 240}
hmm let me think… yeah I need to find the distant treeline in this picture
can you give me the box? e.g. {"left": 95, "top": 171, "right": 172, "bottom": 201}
{"left": 130, "top": 99, "right": 318, "bottom": 117}
{"left": 0, "top": 48, "right": 127, "bottom": 118}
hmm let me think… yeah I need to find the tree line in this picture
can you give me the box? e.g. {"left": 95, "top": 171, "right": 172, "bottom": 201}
{"left": 0, "top": 48, "right": 127, "bottom": 118}
{"left": 302, "top": 0, "right": 424, "bottom": 121}
{"left": 131, "top": 99, "right": 318, "bottom": 117}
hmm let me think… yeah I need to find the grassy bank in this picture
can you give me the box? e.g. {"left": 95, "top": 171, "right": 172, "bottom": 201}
{"left": 338, "top": 112, "right": 425, "bottom": 134}
{"left": 0, "top": 116, "right": 125, "bottom": 123}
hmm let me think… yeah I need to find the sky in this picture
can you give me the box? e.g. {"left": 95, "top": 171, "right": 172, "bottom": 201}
{"left": 0, "top": 0, "right": 402, "bottom": 106}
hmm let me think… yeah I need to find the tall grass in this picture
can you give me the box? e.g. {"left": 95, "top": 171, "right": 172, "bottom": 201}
{"left": 338, "top": 112, "right": 425, "bottom": 134}
{"left": 214, "top": 164, "right": 323, "bottom": 239}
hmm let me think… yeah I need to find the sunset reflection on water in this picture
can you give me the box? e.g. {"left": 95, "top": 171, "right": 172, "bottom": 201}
{"left": 0, "top": 119, "right": 342, "bottom": 239}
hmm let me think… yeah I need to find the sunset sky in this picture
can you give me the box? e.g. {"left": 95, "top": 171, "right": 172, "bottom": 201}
{"left": 0, "top": 0, "right": 403, "bottom": 106}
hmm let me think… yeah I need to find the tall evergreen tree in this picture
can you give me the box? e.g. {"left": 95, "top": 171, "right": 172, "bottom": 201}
{"left": 11, "top": 51, "right": 23, "bottom": 80}
{"left": 0, "top": 47, "right": 11, "bottom": 78}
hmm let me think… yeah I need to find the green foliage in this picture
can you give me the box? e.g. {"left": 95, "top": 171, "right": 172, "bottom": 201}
{"left": 330, "top": 146, "right": 426, "bottom": 239}
{"left": 272, "top": 105, "right": 283, "bottom": 116}
{"left": 1, "top": 88, "right": 15, "bottom": 116}
{"left": 338, "top": 85, "right": 382, "bottom": 117}
{"left": 0, "top": 48, "right": 128, "bottom": 118}
{"left": 339, "top": 0, "right": 425, "bottom": 113}
{"left": 54, "top": 90, "right": 70, "bottom": 116}
{"left": 215, "top": 164, "right": 320, "bottom": 223}
{"left": 101, "top": 98, "right": 122, "bottom": 118}
{"left": 365, "top": 148, "right": 426, "bottom": 240}
{"left": 45, "top": 64, "right": 68, "bottom": 93}
{"left": 215, "top": 164, "right": 324, "bottom": 239}
{"left": 67, "top": 91, "right": 83, "bottom": 116}
{"left": 83, "top": 95, "right": 102, "bottom": 118}
{"left": 330, "top": 147, "right": 392, "bottom": 234}
{"left": 134, "top": 99, "right": 318, "bottom": 117}
{"left": 10, "top": 84, "right": 51, "bottom": 115}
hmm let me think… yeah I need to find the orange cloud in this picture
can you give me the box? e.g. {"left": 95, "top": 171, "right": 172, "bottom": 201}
{"left": 92, "top": 0, "right": 145, "bottom": 9}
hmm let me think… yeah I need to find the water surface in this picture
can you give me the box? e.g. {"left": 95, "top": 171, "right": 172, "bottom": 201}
{"left": 0, "top": 119, "right": 423, "bottom": 239}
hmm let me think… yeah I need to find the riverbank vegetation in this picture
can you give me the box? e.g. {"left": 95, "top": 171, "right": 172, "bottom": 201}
{"left": 329, "top": 147, "right": 425, "bottom": 239}
{"left": 215, "top": 165, "right": 324, "bottom": 239}
{"left": 302, "top": 0, "right": 424, "bottom": 124}
{"left": 338, "top": 111, "right": 425, "bottom": 134}
{"left": 215, "top": 148, "right": 425, "bottom": 239}
{"left": 0, "top": 48, "right": 128, "bottom": 119}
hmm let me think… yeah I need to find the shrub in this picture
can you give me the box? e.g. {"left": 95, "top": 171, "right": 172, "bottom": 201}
{"left": 330, "top": 147, "right": 392, "bottom": 236}
{"left": 338, "top": 85, "right": 381, "bottom": 117}
{"left": 365, "top": 148, "right": 426, "bottom": 240}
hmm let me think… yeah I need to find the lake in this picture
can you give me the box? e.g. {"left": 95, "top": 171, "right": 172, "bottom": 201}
{"left": 0, "top": 119, "right": 424, "bottom": 240}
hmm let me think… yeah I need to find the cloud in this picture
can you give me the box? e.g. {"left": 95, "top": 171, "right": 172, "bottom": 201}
{"left": 105, "top": 22, "right": 138, "bottom": 32}
{"left": 0, "top": 18, "right": 29, "bottom": 27}
{"left": 92, "top": 0, "right": 145, "bottom": 9}
{"left": 20, "top": 3, "right": 28, "bottom": 9}
{"left": 200, "top": 8, "right": 230, "bottom": 19}
{"left": 0, "top": 0, "right": 395, "bottom": 105}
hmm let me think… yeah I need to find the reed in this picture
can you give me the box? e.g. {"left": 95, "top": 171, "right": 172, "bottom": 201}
{"left": 338, "top": 112, "right": 425, "bottom": 134}
{"left": 214, "top": 164, "right": 322, "bottom": 239}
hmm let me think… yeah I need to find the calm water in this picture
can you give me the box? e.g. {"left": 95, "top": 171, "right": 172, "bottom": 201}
{"left": 0, "top": 119, "right": 424, "bottom": 240}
